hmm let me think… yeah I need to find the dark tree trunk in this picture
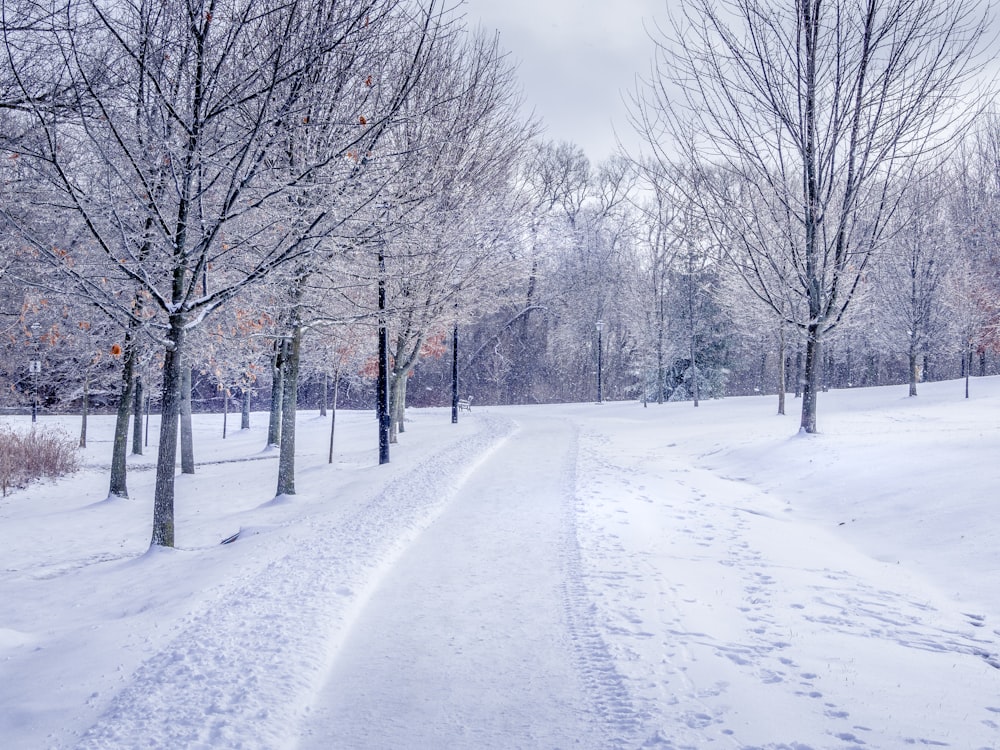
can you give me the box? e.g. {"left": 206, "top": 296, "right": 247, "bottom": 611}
{"left": 180, "top": 361, "right": 194, "bottom": 474}
{"left": 131, "top": 374, "right": 143, "bottom": 455}
{"left": 328, "top": 369, "right": 340, "bottom": 464}
{"left": 320, "top": 370, "right": 328, "bottom": 417}
{"left": 267, "top": 343, "right": 285, "bottom": 448}
{"left": 656, "top": 332, "right": 665, "bottom": 405}
{"left": 690, "top": 349, "right": 699, "bottom": 407}
{"left": 109, "top": 333, "right": 137, "bottom": 498}
{"left": 758, "top": 348, "right": 767, "bottom": 394}
{"left": 794, "top": 348, "right": 803, "bottom": 398}
{"left": 276, "top": 322, "right": 302, "bottom": 497}
{"left": 79, "top": 371, "right": 89, "bottom": 448}
{"left": 510, "top": 259, "right": 538, "bottom": 403}
{"left": 965, "top": 347, "right": 972, "bottom": 399}
{"left": 151, "top": 318, "right": 185, "bottom": 548}
{"left": 777, "top": 325, "right": 786, "bottom": 416}
{"left": 688, "top": 269, "right": 699, "bottom": 407}
{"left": 908, "top": 333, "right": 919, "bottom": 397}
{"left": 222, "top": 388, "right": 229, "bottom": 439}
{"left": 800, "top": 325, "right": 821, "bottom": 433}
{"left": 869, "top": 352, "right": 881, "bottom": 387}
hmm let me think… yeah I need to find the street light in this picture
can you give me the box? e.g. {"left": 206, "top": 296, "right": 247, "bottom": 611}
{"left": 450, "top": 276, "right": 461, "bottom": 425}
{"left": 596, "top": 319, "right": 603, "bottom": 404}
{"left": 377, "top": 242, "right": 390, "bottom": 465}
{"left": 29, "top": 359, "right": 41, "bottom": 422}
{"left": 451, "top": 319, "right": 459, "bottom": 424}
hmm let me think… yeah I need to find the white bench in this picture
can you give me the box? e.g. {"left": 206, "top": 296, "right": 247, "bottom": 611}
{"left": 457, "top": 397, "right": 473, "bottom": 412}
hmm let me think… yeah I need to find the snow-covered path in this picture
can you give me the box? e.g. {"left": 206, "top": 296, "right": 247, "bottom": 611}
{"left": 298, "top": 414, "right": 632, "bottom": 748}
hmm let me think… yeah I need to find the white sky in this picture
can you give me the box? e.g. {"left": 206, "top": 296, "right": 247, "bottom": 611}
{"left": 459, "top": 0, "right": 664, "bottom": 164}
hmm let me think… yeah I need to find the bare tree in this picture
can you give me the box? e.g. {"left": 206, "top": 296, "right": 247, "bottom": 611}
{"left": 636, "top": 0, "right": 989, "bottom": 432}
{"left": 871, "top": 171, "right": 953, "bottom": 396}
{"left": 631, "top": 160, "right": 682, "bottom": 404}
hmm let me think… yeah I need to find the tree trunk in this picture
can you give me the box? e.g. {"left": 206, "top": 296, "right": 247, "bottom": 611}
{"left": 276, "top": 322, "right": 302, "bottom": 497}
{"left": 965, "top": 347, "right": 972, "bottom": 399}
{"left": 908, "top": 332, "right": 919, "bottom": 397}
{"left": 794, "top": 348, "right": 803, "bottom": 398}
{"left": 656, "top": 332, "right": 665, "bottom": 405}
{"left": 180, "top": 361, "right": 194, "bottom": 474}
{"left": 397, "top": 374, "right": 407, "bottom": 434}
{"left": 689, "top": 332, "right": 699, "bottom": 407}
{"left": 222, "top": 388, "right": 229, "bottom": 439}
{"left": 389, "top": 372, "right": 405, "bottom": 443}
{"left": 109, "top": 334, "right": 137, "bottom": 498}
{"left": 80, "top": 371, "right": 89, "bottom": 448}
{"left": 758, "top": 348, "right": 767, "bottom": 394}
{"left": 267, "top": 342, "right": 285, "bottom": 448}
{"left": 131, "top": 374, "right": 143, "bottom": 455}
{"left": 510, "top": 259, "right": 538, "bottom": 402}
{"left": 320, "top": 370, "right": 328, "bottom": 417}
{"left": 800, "top": 325, "right": 821, "bottom": 433}
{"left": 328, "top": 369, "right": 340, "bottom": 464}
{"left": 241, "top": 387, "right": 251, "bottom": 430}
{"left": 151, "top": 318, "right": 185, "bottom": 548}
{"left": 777, "top": 324, "right": 786, "bottom": 416}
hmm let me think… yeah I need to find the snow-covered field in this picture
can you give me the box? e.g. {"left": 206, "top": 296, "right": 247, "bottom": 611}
{"left": 2, "top": 378, "right": 999, "bottom": 749}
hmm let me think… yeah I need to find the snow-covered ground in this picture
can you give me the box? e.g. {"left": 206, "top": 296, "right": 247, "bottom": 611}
{"left": 2, "top": 378, "right": 999, "bottom": 749}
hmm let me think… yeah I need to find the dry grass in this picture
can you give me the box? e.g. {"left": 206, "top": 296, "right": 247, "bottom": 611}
{"left": 0, "top": 425, "right": 81, "bottom": 497}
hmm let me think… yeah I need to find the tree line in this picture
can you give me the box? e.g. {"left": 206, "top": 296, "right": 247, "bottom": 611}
{"left": 2, "top": 0, "right": 997, "bottom": 548}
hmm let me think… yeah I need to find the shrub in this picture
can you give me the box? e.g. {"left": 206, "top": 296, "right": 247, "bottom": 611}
{"left": 0, "top": 425, "right": 81, "bottom": 497}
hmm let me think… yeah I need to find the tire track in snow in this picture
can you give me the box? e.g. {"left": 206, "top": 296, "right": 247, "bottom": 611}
{"left": 71, "top": 413, "right": 516, "bottom": 750}
{"left": 560, "top": 422, "right": 643, "bottom": 748}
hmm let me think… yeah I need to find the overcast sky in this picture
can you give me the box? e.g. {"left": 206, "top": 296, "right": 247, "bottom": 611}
{"left": 460, "top": 0, "right": 665, "bottom": 164}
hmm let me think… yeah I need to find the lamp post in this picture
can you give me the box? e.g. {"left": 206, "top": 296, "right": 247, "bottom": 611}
{"left": 596, "top": 319, "right": 603, "bottom": 404}
{"left": 451, "top": 320, "right": 459, "bottom": 424}
{"left": 377, "top": 244, "right": 390, "bottom": 465}
{"left": 29, "top": 359, "right": 41, "bottom": 422}
{"left": 450, "top": 277, "right": 460, "bottom": 425}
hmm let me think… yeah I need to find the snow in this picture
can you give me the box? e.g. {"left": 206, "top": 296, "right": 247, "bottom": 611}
{"left": 2, "top": 378, "right": 999, "bottom": 749}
